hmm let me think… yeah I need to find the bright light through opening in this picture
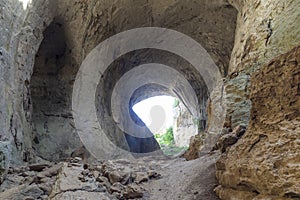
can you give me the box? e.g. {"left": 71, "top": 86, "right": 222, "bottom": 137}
{"left": 20, "top": 0, "right": 31, "bottom": 9}
{"left": 132, "top": 96, "right": 176, "bottom": 134}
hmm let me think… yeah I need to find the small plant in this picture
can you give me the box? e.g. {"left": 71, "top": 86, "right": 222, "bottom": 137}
{"left": 155, "top": 127, "right": 175, "bottom": 146}
{"left": 173, "top": 99, "right": 180, "bottom": 108}
{"left": 155, "top": 127, "right": 189, "bottom": 156}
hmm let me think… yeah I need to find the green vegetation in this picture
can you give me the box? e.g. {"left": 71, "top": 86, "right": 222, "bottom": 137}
{"left": 155, "top": 127, "right": 188, "bottom": 156}
{"left": 173, "top": 98, "right": 180, "bottom": 108}
{"left": 155, "top": 127, "right": 175, "bottom": 146}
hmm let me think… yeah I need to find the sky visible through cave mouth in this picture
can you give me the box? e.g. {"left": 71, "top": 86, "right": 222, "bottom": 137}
{"left": 19, "top": 0, "right": 31, "bottom": 9}
{"left": 132, "top": 96, "right": 176, "bottom": 134}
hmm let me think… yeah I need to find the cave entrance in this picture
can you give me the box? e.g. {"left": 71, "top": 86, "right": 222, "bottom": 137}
{"left": 18, "top": 0, "right": 31, "bottom": 9}
{"left": 29, "top": 0, "right": 238, "bottom": 160}
{"left": 132, "top": 95, "right": 198, "bottom": 156}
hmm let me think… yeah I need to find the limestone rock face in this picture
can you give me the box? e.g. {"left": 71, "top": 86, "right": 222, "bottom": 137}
{"left": 184, "top": 134, "right": 203, "bottom": 161}
{"left": 173, "top": 102, "right": 199, "bottom": 147}
{"left": 212, "top": 125, "right": 246, "bottom": 153}
{"left": 0, "top": 162, "right": 62, "bottom": 200}
{"left": 0, "top": 0, "right": 54, "bottom": 167}
{"left": 216, "top": 46, "right": 300, "bottom": 199}
{"left": 50, "top": 157, "right": 162, "bottom": 199}
{"left": 1, "top": 0, "right": 239, "bottom": 164}
{"left": 223, "top": 0, "right": 300, "bottom": 129}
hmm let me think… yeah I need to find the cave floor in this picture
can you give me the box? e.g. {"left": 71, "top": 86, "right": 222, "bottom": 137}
{"left": 0, "top": 152, "right": 220, "bottom": 200}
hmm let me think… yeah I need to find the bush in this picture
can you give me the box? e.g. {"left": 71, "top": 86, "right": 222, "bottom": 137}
{"left": 155, "top": 127, "right": 189, "bottom": 156}
{"left": 155, "top": 127, "right": 175, "bottom": 146}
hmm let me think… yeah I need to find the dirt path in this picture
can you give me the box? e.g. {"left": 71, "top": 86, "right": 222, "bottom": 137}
{"left": 144, "top": 153, "right": 220, "bottom": 200}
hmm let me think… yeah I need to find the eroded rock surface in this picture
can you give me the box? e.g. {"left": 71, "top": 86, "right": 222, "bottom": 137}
{"left": 173, "top": 101, "right": 199, "bottom": 147}
{"left": 0, "top": 0, "right": 299, "bottom": 199}
{"left": 184, "top": 134, "right": 204, "bottom": 161}
{"left": 216, "top": 46, "right": 300, "bottom": 199}
{"left": 0, "top": 162, "right": 62, "bottom": 200}
{"left": 0, "top": 0, "right": 238, "bottom": 165}
{"left": 0, "top": 154, "right": 221, "bottom": 199}
{"left": 222, "top": 0, "right": 300, "bottom": 129}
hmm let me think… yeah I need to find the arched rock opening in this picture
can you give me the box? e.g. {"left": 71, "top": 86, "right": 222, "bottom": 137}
{"left": 94, "top": 49, "right": 207, "bottom": 155}
{"left": 29, "top": 0, "right": 238, "bottom": 160}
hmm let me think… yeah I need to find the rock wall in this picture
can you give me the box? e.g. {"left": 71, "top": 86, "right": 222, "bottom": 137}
{"left": 0, "top": 0, "right": 299, "bottom": 199}
{"left": 41, "top": 0, "right": 237, "bottom": 160}
{"left": 224, "top": 0, "right": 300, "bottom": 129}
{"left": 214, "top": 0, "right": 300, "bottom": 199}
{"left": 0, "top": 0, "right": 53, "bottom": 168}
{"left": 0, "top": 0, "right": 238, "bottom": 165}
{"left": 30, "top": 20, "right": 82, "bottom": 161}
{"left": 216, "top": 45, "right": 300, "bottom": 199}
{"left": 173, "top": 102, "right": 198, "bottom": 147}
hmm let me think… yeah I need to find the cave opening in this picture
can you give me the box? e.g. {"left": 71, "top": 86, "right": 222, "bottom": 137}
{"left": 28, "top": 0, "right": 238, "bottom": 160}
{"left": 18, "top": 0, "right": 31, "bottom": 9}
{"left": 132, "top": 95, "right": 198, "bottom": 156}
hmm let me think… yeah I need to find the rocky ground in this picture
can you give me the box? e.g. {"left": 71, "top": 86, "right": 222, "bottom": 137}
{"left": 0, "top": 153, "right": 220, "bottom": 200}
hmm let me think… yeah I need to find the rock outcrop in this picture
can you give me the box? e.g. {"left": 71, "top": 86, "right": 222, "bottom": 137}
{"left": 0, "top": 0, "right": 54, "bottom": 174}
{"left": 184, "top": 134, "right": 203, "bottom": 161}
{"left": 0, "top": 161, "right": 62, "bottom": 200}
{"left": 223, "top": 0, "right": 300, "bottom": 129}
{"left": 0, "top": 156, "right": 163, "bottom": 200}
{"left": 173, "top": 101, "right": 199, "bottom": 147}
{"left": 212, "top": 1, "right": 300, "bottom": 198}
{"left": 215, "top": 46, "right": 300, "bottom": 199}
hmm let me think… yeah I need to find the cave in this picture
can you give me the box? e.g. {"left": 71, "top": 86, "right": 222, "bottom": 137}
{"left": 29, "top": 1, "right": 238, "bottom": 160}
{"left": 0, "top": 0, "right": 299, "bottom": 199}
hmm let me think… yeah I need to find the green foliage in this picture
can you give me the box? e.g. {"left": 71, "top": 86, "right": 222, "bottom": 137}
{"left": 155, "top": 127, "right": 175, "bottom": 146}
{"left": 155, "top": 127, "right": 189, "bottom": 156}
{"left": 173, "top": 98, "right": 180, "bottom": 108}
